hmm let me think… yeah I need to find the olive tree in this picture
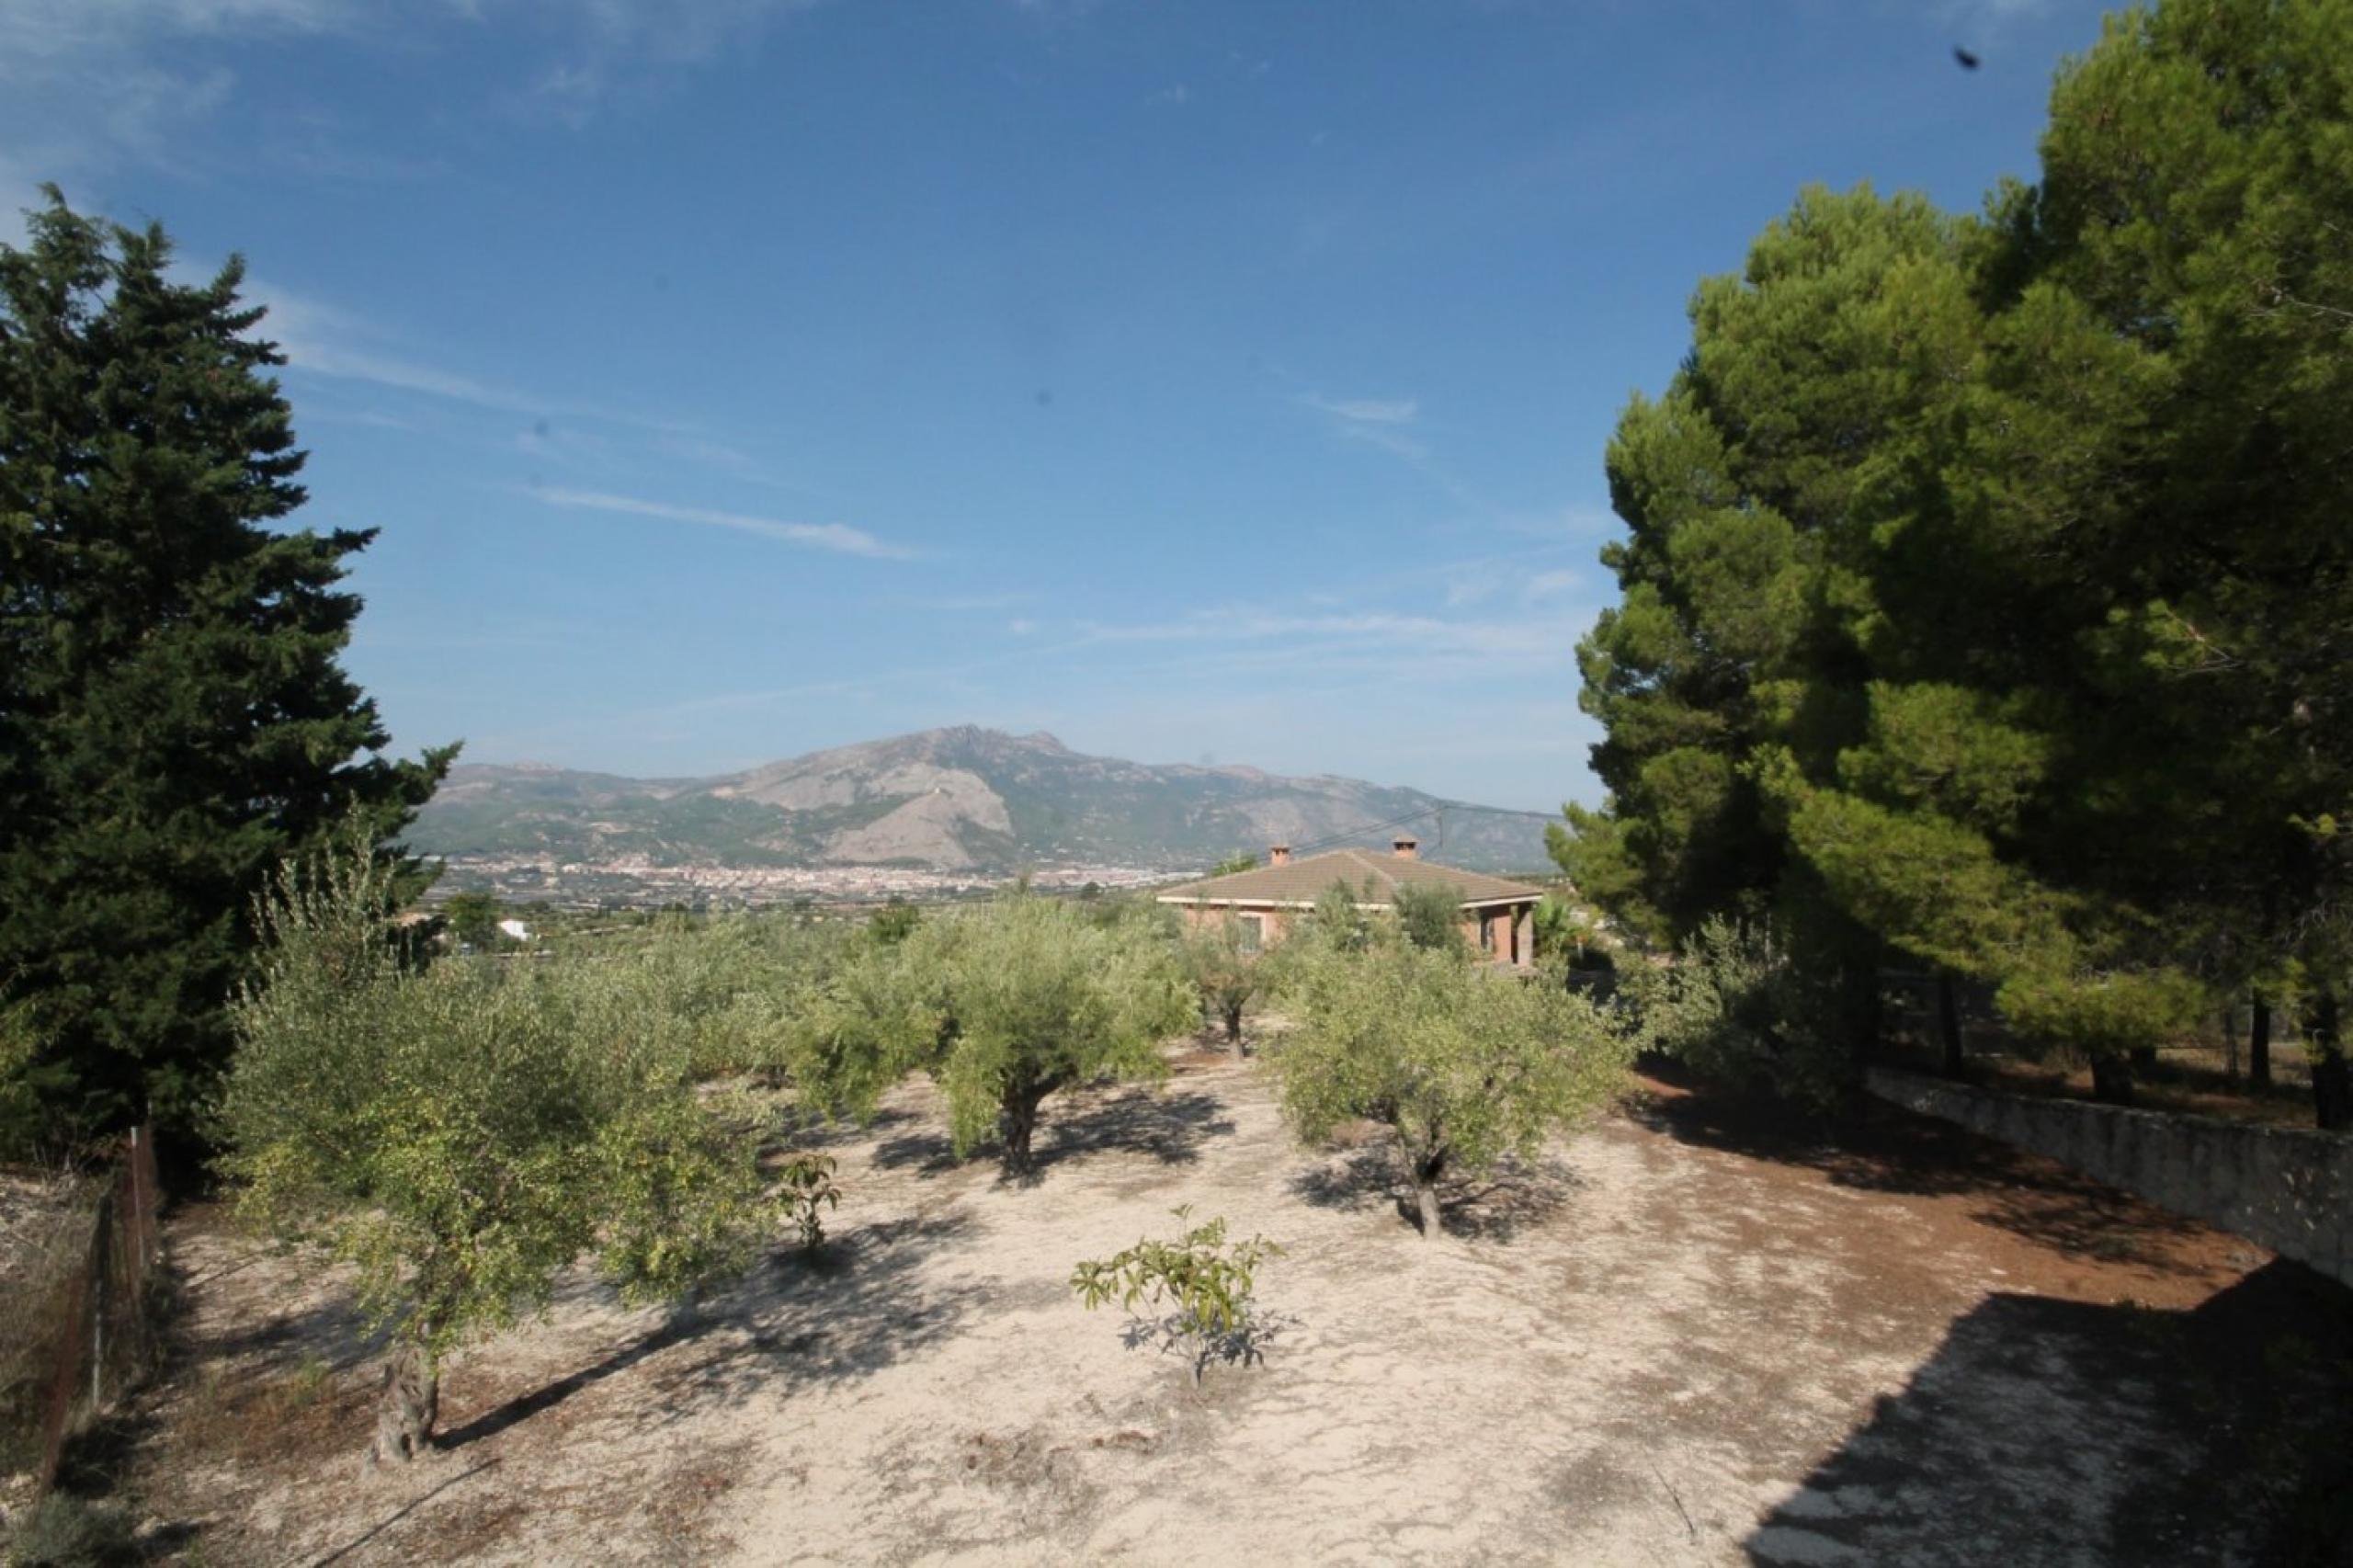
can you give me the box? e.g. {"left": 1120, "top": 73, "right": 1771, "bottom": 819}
{"left": 1391, "top": 881, "right": 1468, "bottom": 956}
{"left": 218, "top": 842, "right": 784, "bottom": 1465}
{"left": 805, "top": 894, "right": 1194, "bottom": 1175}
{"left": 1272, "top": 935, "right": 1629, "bottom": 1238}
{"left": 1307, "top": 880, "right": 1371, "bottom": 953}
{"left": 625, "top": 911, "right": 846, "bottom": 1080}
{"left": 1182, "top": 914, "right": 1262, "bottom": 1046}
{"left": 867, "top": 897, "right": 922, "bottom": 947}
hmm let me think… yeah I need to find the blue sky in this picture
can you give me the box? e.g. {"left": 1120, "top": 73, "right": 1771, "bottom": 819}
{"left": 3, "top": 0, "right": 2115, "bottom": 812}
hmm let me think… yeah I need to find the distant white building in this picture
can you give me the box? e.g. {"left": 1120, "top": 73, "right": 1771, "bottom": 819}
{"left": 497, "top": 918, "right": 533, "bottom": 943}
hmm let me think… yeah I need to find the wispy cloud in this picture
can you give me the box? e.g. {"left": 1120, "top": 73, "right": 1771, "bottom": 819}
{"left": 1522, "top": 568, "right": 1578, "bottom": 602}
{"left": 1295, "top": 386, "right": 1464, "bottom": 473}
{"left": 504, "top": 0, "right": 832, "bottom": 122}
{"left": 530, "top": 486, "right": 912, "bottom": 560}
{"left": 655, "top": 431, "right": 761, "bottom": 472}
{"left": 250, "top": 278, "right": 698, "bottom": 439}
{"left": 1302, "top": 393, "right": 1418, "bottom": 426}
{"left": 0, "top": 1, "right": 358, "bottom": 201}
{"left": 0, "top": 0, "right": 837, "bottom": 159}
{"left": 1075, "top": 607, "right": 1556, "bottom": 661}
{"left": 0, "top": 0, "right": 361, "bottom": 62}
{"left": 261, "top": 290, "right": 552, "bottom": 415}
{"left": 906, "top": 592, "right": 1030, "bottom": 613}
{"left": 1492, "top": 503, "right": 1620, "bottom": 543}
{"left": 235, "top": 275, "right": 838, "bottom": 498}
{"left": 1145, "top": 83, "right": 1189, "bottom": 107}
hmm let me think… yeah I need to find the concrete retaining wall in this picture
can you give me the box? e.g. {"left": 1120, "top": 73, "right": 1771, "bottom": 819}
{"left": 1866, "top": 1067, "right": 2353, "bottom": 1287}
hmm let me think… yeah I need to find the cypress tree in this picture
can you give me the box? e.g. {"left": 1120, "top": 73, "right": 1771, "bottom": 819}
{"left": 0, "top": 188, "right": 453, "bottom": 1152}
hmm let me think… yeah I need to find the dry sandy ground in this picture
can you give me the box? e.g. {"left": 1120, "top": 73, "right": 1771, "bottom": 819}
{"left": 112, "top": 1048, "right": 2347, "bottom": 1565}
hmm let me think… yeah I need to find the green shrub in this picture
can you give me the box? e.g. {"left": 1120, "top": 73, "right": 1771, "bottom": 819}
{"left": 775, "top": 1152, "right": 840, "bottom": 1252}
{"left": 866, "top": 899, "right": 921, "bottom": 947}
{"left": 1072, "top": 1206, "right": 1283, "bottom": 1380}
{"left": 1392, "top": 882, "right": 1467, "bottom": 956}
{"left": 1620, "top": 916, "right": 1852, "bottom": 1111}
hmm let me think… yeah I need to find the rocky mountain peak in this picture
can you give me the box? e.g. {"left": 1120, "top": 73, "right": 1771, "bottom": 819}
{"left": 411, "top": 725, "right": 1550, "bottom": 880}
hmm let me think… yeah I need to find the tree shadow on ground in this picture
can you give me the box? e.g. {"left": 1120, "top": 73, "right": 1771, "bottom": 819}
{"left": 1627, "top": 1060, "right": 2215, "bottom": 1275}
{"left": 869, "top": 1088, "right": 1236, "bottom": 1183}
{"left": 312, "top": 1460, "right": 500, "bottom": 1565}
{"left": 199, "top": 1291, "right": 382, "bottom": 1374}
{"left": 1289, "top": 1145, "right": 1582, "bottom": 1243}
{"left": 783, "top": 1105, "right": 919, "bottom": 1154}
{"left": 432, "top": 1210, "right": 983, "bottom": 1451}
{"left": 869, "top": 1124, "right": 961, "bottom": 1174}
{"left": 1439, "top": 1158, "right": 1586, "bottom": 1242}
{"left": 1113, "top": 1307, "right": 1299, "bottom": 1384}
{"left": 1036, "top": 1089, "right": 1234, "bottom": 1173}
{"left": 1743, "top": 1261, "right": 2353, "bottom": 1566}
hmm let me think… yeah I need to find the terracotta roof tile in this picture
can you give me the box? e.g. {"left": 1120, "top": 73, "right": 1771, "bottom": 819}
{"left": 1155, "top": 848, "right": 1543, "bottom": 907}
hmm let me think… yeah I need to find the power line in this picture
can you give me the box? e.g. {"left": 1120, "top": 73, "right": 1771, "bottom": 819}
{"left": 1184, "top": 799, "right": 1563, "bottom": 876}
{"left": 1285, "top": 803, "right": 1447, "bottom": 858}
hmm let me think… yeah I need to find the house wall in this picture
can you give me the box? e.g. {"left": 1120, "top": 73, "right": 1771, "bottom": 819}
{"left": 1177, "top": 903, "right": 1292, "bottom": 947}
{"left": 1176, "top": 898, "right": 1533, "bottom": 961}
{"left": 1468, "top": 904, "right": 1529, "bottom": 964}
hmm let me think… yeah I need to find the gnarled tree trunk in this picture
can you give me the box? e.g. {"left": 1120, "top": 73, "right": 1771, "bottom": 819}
{"left": 1408, "top": 1142, "right": 1448, "bottom": 1240}
{"left": 2250, "top": 995, "right": 2272, "bottom": 1087}
{"left": 2089, "top": 1052, "right": 2134, "bottom": 1106}
{"left": 1223, "top": 999, "right": 1244, "bottom": 1044}
{"left": 369, "top": 1339, "right": 438, "bottom": 1467}
{"left": 997, "top": 1073, "right": 1068, "bottom": 1175}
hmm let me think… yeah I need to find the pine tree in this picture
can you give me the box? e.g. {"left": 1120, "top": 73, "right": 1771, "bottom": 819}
{"left": 1571, "top": 0, "right": 2353, "bottom": 1112}
{"left": 1565, "top": 187, "right": 1970, "bottom": 1081}
{"left": 2018, "top": 0, "right": 2353, "bottom": 1122}
{"left": 0, "top": 189, "right": 452, "bottom": 1151}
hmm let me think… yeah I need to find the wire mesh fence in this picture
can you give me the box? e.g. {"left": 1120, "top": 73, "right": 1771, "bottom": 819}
{"left": 0, "top": 1129, "right": 166, "bottom": 1494}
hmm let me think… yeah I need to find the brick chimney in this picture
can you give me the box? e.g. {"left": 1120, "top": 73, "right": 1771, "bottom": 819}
{"left": 1392, "top": 836, "right": 1419, "bottom": 860}
{"left": 1268, "top": 845, "right": 1291, "bottom": 866}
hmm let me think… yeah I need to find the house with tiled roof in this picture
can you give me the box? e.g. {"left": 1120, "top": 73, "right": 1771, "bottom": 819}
{"left": 1155, "top": 837, "right": 1544, "bottom": 966}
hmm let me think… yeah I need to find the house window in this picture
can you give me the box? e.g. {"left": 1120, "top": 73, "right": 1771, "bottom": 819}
{"left": 1238, "top": 914, "right": 1263, "bottom": 952}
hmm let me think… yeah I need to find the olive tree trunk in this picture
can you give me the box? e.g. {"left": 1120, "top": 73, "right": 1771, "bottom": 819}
{"left": 369, "top": 1339, "right": 438, "bottom": 1467}
{"left": 997, "top": 1073, "right": 1070, "bottom": 1175}
{"left": 2250, "top": 995, "right": 2272, "bottom": 1087}
{"left": 1222, "top": 999, "right": 1245, "bottom": 1044}
{"left": 1406, "top": 1142, "right": 1449, "bottom": 1241}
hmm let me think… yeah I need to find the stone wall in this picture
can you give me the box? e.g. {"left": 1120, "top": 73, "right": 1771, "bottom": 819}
{"left": 1866, "top": 1068, "right": 2353, "bottom": 1287}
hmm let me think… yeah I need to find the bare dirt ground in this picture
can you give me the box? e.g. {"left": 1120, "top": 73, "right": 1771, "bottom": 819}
{"left": 103, "top": 1048, "right": 2353, "bottom": 1565}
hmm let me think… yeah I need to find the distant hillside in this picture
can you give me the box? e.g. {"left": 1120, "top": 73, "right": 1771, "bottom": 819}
{"left": 411, "top": 726, "right": 1553, "bottom": 876}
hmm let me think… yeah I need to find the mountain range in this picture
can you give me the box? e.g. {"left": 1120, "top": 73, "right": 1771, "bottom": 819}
{"left": 410, "top": 726, "right": 1554, "bottom": 879}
